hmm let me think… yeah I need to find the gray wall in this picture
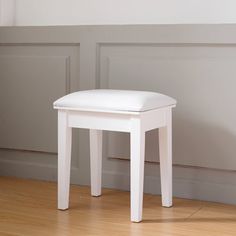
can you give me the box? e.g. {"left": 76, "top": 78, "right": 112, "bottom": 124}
{"left": 1, "top": 25, "right": 236, "bottom": 204}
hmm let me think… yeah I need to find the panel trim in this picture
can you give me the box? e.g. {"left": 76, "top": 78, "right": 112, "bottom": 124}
{"left": 0, "top": 147, "right": 56, "bottom": 155}
{"left": 0, "top": 47, "right": 77, "bottom": 153}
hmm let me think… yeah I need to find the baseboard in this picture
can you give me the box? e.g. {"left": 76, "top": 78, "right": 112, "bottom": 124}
{"left": 0, "top": 159, "right": 58, "bottom": 181}
{"left": 102, "top": 168, "right": 236, "bottom": 205}
{"left": 1, "top": 159, "right": 236, "bottom": 205}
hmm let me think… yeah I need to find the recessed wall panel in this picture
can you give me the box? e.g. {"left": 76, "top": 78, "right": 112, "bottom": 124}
{"left": 0, "top": 45, "right": 79, "bottom": 153}
{"left": 100, "top": 45, "right": 236, "bottom": 170}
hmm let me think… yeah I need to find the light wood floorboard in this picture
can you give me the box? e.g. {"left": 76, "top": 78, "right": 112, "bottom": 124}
{"left": 1, "top": 177, "right": 236, "bottom": 236}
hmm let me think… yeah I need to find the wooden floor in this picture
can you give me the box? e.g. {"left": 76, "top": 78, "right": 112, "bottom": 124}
{"left": 1, "top": 177, "right": 236, "bottom": 236}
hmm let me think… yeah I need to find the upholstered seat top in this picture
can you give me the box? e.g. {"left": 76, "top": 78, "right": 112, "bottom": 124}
{"left": 54, "top": 89, "right": 176, "bottom": 112}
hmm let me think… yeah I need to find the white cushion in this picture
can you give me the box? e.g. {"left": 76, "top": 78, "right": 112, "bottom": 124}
{"left": 53, "top": 89, "right": 176, "bottom": 112}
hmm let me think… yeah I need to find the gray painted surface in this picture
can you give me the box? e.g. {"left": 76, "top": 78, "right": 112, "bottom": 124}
{"left": 0, "top": 25, "right": 236, "bottom": 204}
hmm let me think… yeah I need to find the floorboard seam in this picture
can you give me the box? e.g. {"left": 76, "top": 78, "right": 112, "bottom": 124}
{"left": 186, "top": 205, "right": 204, "bottom": 220}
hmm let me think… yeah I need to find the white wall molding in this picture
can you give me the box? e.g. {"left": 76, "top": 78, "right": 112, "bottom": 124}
{"left": 0, "top": 0, "right": 16, "bottom": 26}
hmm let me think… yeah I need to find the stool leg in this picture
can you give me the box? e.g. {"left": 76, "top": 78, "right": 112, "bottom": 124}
{"left": 159, "top": 109, "right": 172, "bottom": 207}
{"left": 58, "top": 110, "right": 72, "bottom": 210}
{"left": 130, "top": 119, "right": 145, "bottom": 222}
{"left": 90, "top": 129, "right": 103, "bottom": 197}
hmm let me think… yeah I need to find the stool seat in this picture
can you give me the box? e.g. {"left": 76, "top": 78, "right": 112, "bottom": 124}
{"left": 54, "top": 89, "right": 176, "bottom": 112}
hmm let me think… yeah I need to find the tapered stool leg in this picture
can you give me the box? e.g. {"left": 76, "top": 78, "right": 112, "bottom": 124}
{"left": 130, "top": 118, "right": 145, "bottom": 222}
{"left": 58, "top": 110, "right": 72, "bottom": 210}
{"left": 90, "top": 129, "right": 103, "bottom": 196}
{"left": 159, "top": 109, "right": 172, "bottom": 207}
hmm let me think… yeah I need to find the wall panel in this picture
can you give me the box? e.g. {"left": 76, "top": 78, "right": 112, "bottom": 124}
{"left": 1, "top": 25, "right": 236, "bottom": 204}
{"left": 0, "top": 44, "right": 79, "bottom": 153}
{"left": 99, "top": 44, "right": 236, "bottom": 170}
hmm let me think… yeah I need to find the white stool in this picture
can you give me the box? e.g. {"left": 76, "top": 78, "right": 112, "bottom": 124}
{"left": 53, "top": 89, "right": 176, "bottom": 222}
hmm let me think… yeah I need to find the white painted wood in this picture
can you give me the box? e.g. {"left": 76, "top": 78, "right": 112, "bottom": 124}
{"left": 141, "top": 107, "right": 169, "bottom": 132}
{"left": 90, "top": 129, "right": 103, "bottom": 196}
{"left": 130, "top": 118, "right": 145, "bottom": 222}
{"left": 58, "top": 110, "right": 72, "bottom": 210}
{"left": 159, "top": 108, "right": 173, "bottom": 207}
{"left": 68, "top": 110, "right": 132, "bottom": 132}
{"left": 55, "top": 98, "right": 174, "bottom": 221}
{"left": 55, "top": 105, "right": 174, "bottom": 221}
{"left": 54, "top": 106, "right": 141, "bottom": 115}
